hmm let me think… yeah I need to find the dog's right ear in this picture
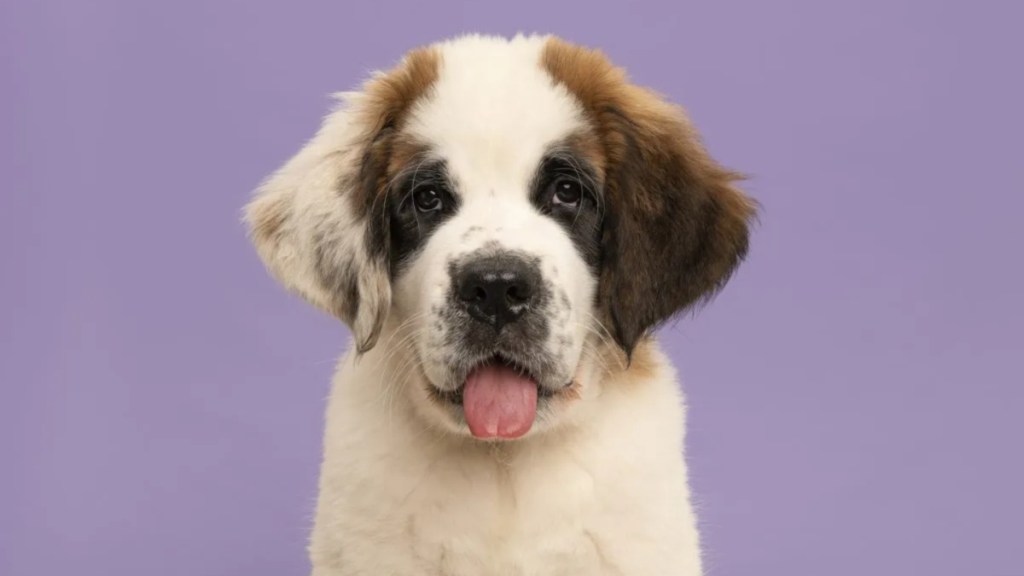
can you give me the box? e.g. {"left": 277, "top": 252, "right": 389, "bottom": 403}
{"left": 245, "top": 47, "right": 440, "bottom": 354}
{"left": 244, "top": 103, "right": 392, "bottom": 353}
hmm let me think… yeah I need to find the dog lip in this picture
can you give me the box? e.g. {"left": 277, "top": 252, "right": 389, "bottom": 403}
{"left": 484, "top": 352, "right": 536, "bottom": 379}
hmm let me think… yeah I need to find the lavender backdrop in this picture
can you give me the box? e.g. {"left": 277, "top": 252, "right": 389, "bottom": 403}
{"left": 3, "top": 1, "right": 1022, "bottom": 575}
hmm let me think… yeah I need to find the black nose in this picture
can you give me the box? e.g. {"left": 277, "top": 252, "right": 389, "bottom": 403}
{"left": 456, "top": 255, "right": 539, "bottom": 331}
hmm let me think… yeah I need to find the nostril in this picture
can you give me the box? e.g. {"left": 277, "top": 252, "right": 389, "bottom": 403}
{"left": 506, "top": 283, "right": 531, "bottom": 306}
{"left": 458, "top": 272, "right": 490, "bottom": 305}
{"left": 473, "top": 286, "right": 488, "bottom": 303}
{"left": 459, "top": 283, "right": 488, "bottom": 304}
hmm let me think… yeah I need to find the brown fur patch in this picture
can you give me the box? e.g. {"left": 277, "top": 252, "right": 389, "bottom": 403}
{"left": 347, "top": 47, "right": 442, "bottom": 226}
{"left": 312, "top": 47, "right": 441, "bottom": 351}
{"left": 560, "top": 380, "right": 583, "bottom": 402}
{"left": 542, "top": 38, "right": 757, "bottom": 356}
{"left": 578, "top": 335, "right": 660, "bottom": 392}
{"left": 562, "top": 128, "right": 608, "bottom": 182}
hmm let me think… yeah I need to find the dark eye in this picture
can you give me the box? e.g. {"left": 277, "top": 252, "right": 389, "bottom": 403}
{"left": 412, "top": 187, "right": 443, "bottom": 213}
{"left": 551, "top": 178, "right": 582, "bottom": 208}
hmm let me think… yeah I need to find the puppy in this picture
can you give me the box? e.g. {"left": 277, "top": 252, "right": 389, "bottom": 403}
{"left": 245, "top": 34, "right": 754, "bottom": 576}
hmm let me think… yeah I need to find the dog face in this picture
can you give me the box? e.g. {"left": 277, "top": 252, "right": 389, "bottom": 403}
{"left": 245, "top": 35, "right": 755, "bottom": 440}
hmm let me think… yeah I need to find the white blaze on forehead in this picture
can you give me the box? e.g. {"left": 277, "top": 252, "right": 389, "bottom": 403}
{"left": 391, "top": 36, "right": 598, "bottom": 410}
{"left": 404, "top": 35, "right": 586, "bottom": 200}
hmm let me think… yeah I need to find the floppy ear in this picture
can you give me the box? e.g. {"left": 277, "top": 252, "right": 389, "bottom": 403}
{"left": 244, "top": 101, "right": 392, "bottom": 353}
{"left": 598, "top": 86, "right": 756, "bottom": 356}
{"left": 245, "top": 47, "right": 439, "bottom": 353}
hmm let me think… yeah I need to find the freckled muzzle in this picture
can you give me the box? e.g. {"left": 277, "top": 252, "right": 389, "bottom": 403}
{"left": 434, "top": 249, "right": 570, "bottom": 439}
{"left": 445, "top": 250, "right": 552, "bottom": 359}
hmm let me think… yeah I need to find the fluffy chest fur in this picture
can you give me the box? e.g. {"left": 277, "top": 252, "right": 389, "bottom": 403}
{"left": 309, "top": 342, "right": 701, "bottom": 576}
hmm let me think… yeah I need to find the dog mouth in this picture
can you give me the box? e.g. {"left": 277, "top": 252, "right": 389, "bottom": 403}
{"left": 432, "top": 354, "right": 557, "bottom": 440}
{"left": 434, "top": 354, "right": 555, "bottom": 404}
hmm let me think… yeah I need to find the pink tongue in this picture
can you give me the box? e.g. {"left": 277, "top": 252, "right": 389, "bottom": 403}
{"left": 463, "top": 363, "right": 538, "bottom": 439}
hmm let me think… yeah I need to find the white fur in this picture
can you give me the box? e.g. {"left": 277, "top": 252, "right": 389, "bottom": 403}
{"left": 249, "top": 35, "right": 704, "bottom": 575}
{"left": 398, "top": 37, "right": 595, "bottom": 434}
{"left": 310, "top": 337, "right": 700, "bottom": 575}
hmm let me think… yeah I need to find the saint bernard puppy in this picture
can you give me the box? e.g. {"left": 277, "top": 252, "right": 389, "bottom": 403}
{"left": 245, "top": 33, "right": 755, "bottom": 576}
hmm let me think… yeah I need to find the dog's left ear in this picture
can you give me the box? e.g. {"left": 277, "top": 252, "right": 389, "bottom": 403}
{"left": 597, "top": 85, "right": 757, "bottom": 357}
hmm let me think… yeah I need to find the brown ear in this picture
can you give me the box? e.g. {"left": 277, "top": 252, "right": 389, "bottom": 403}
{"left": 599, "top": 88, "right": 755, "bottom": 355}
{"left": 542, "top": 38, "right": 756, "bottom": 356}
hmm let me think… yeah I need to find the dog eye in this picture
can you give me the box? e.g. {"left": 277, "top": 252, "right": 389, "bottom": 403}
{"left": 412, "top": 187, "right": 443, "bottom": 213}
{"left": 551, "top": 179, "right": 582, "bottom": 208}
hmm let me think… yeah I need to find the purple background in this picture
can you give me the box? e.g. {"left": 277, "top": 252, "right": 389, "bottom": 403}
{"left": 3, "top": 1, "right": 1022, "bottom": 575}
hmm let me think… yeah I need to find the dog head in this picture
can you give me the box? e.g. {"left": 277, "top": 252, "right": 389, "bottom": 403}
{"left": 245, "top": 35, "right": 755, "bottom": 440}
